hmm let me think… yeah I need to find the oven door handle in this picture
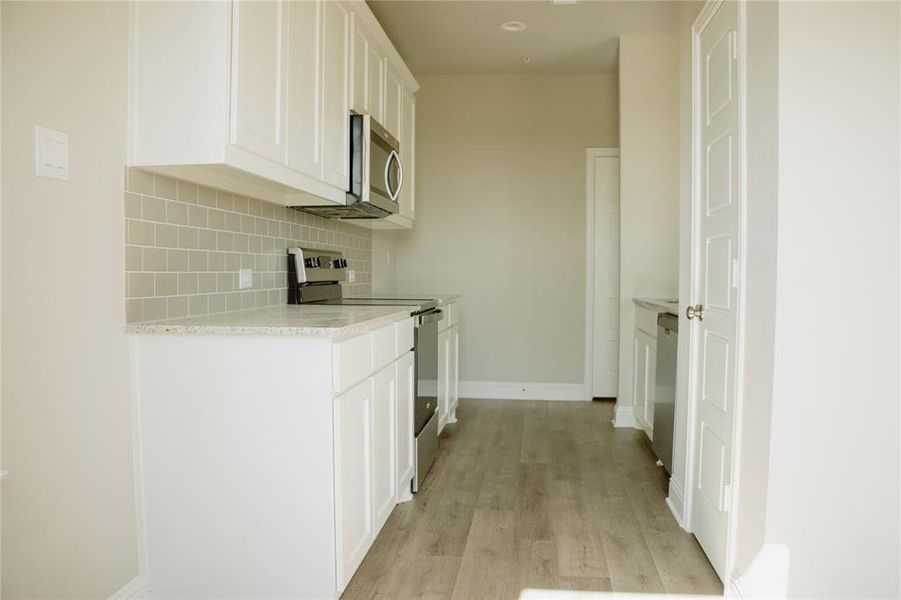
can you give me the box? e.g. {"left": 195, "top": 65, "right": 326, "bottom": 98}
{"left": 417, "top": 308, "right": 443, "bottom": 326}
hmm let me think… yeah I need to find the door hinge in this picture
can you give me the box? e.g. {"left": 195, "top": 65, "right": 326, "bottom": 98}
{"left": 731, "top": 31, "right": 739, "bottom": 60}
{"left": 731, "top": 258, "right": 740, "bottom": 289}
{"left": 722, "top": 483, "right": 733, "bottom": 512}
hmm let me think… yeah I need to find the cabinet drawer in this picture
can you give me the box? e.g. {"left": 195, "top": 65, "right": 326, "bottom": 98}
{"left": 395, "top": 318, "right": 414, "bottom": 358}
{"left": 371, "top": 323, "right": 396, "bottom": 372}
{"left": 635, "top": 307, "right": 658, "bottom": 337}
{"left": 333, "top": 332, "right": 372, "bottom": 393}
{"left": 441, "top": 303, "right": 458, "bottom": 330}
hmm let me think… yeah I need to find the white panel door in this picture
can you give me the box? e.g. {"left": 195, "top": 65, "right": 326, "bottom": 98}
{"left": 320, "top": 0, "right": 350, "bottom": 189}
{"left": 590, "top": 153, "right": 621, "bottom": 397}
{"left": 334, "top": 379, "right": 373, "bottom": 592}
{"left": 395, "top": 351, "right": 415, "bottom": 500}
{"left": 690, "top": 0, "right": 740, "bottom": 580}
{"left": 383, "top": 60, "right": 402, "bottom": 139}
{"left": 230, "top": 0, "right": 287, "bottom": 163}
{"left": 372, "top": 364, "right": 396, "bottom": 535}
{"left": 285, "top": 0, "right": 321, "bottom": 178}
{"left": 399, "top": 88, "right": 416, "bottom": 220}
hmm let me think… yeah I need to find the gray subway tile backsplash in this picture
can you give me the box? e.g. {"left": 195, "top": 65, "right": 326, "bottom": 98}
{"left": 124, "top": 167, "right": 372, "bottom": 323}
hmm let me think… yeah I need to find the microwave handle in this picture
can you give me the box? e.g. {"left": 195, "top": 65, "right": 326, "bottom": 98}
{"left": 385, "top": 149, "right": 402, "bottom": 202}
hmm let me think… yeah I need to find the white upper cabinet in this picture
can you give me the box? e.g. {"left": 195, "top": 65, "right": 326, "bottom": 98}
{"left": 321, "top": 0, "right": 350, "bottom": 190}
{"left": 398, "top": 87, "right": 416, "bottom": 220}
{"left": 285, "top": 0, "right": 321, "bottom": 179}
{"left": 383, "top": 60, "right": 403, "bottom": 139}
{"left": 230, "top": 0, "right": 288, "bottom": 164}
{"left": 129, "top": 0, "right": 417, "bottom": 213}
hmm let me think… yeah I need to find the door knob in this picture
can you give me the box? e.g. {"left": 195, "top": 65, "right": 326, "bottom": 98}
{"left": 686, "top": 304, "right": 705, "bottom": 321}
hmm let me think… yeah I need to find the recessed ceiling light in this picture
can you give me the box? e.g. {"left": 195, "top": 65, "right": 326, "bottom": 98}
{"left": 499, "top": 21, "right": 527, "bottom": 33}
{"left": 550, "top": 0, "right": 579, "bottom": 4}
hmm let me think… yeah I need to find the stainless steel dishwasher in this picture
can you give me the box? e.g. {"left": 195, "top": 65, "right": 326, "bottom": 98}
{"left": 652, "top": 312, "right": 678, "bottom": 473}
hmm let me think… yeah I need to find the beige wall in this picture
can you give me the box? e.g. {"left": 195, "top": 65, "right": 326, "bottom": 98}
{"left": 616, "top": 36, "right": 680, "bottom": 412}
{"left": 763, "top": 1, "right": 899, "bottom": 596}
{"left": 375, "top": 74, "right": 618, "bottom": 384}
{"left": 1, "top": 2, "right": 138, "bottom": 596}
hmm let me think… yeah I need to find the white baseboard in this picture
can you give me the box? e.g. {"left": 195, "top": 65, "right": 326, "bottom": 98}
{"left": 666, "top": 477, "right": 687, "bottom": 530}
{"left": 109, "top": 576, "right": 149, "bottom": 599}
{"left": 612, "top": 404, "right": 637, "bottom": 427}
{"left": 459, "top": 381, "right": 587, "bottom": 401}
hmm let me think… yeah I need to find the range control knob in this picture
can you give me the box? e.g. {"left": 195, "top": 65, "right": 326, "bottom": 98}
{"left": 331, "top": 258, "right": 348, "bottom": 269}
{"left": 304, "top": 256, "right": 320, "bottom": 268}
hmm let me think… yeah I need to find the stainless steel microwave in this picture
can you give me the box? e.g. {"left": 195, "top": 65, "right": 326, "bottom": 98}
{"left": 298, "top": 114, "right": 402, "bottom": 219}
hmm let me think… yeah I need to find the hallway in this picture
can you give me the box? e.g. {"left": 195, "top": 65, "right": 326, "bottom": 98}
{"left": 342, "top": 399, "right": 723, "bottom": 599}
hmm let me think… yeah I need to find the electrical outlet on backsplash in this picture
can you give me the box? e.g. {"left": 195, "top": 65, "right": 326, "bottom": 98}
{"left": 124, "top": 167, "right": 373, "bottom": 323}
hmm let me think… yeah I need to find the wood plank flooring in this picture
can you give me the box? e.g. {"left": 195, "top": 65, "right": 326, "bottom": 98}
{"left": 342, "top": 399, "right": 723, "bottom": 599}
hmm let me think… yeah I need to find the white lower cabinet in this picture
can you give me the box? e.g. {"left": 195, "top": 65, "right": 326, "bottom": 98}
{"left": 132, "top": 318, "right": 416, "bottom": 599}
{"left": 371, "top": 363, "right": 397, "bottom": 536}
{"left": 633, "top": 308, "right": 658, "bottom": 437}
{"left": 437, "top": 303, "right": 460, "bottom": 434}
{"left": 334, "top": 379, "right": 374, "bottom": 589}
{"left": 395, "top": 351, "right": 415, "bottom": 500}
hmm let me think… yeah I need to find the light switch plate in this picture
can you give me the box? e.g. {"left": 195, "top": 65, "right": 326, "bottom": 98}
{"left": 34, "top": 126, "right": 69, "bottom": 181}
{"left": 239, "top": 268, "right": 253, "bottom": 290}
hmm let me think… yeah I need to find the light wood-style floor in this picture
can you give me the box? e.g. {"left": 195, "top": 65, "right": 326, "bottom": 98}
{"left": 342, "top": 399, "right": 723, "bottom": 599}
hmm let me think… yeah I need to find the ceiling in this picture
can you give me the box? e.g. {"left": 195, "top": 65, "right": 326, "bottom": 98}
{"left": 367, "top": 0, "right": 680, "bottom": 75}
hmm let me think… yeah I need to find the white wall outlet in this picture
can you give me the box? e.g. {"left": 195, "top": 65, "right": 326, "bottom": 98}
{"left": 386, "top": 249, "right": 393, "bottom": 265}
{"left": 34, "top": 126, "right": 69, "bottom": 181}
{"left": 239, "top": 268, "right": 253, "bottom": 290}
{"left": 346, "top": 270, "right": 356, "bottom": 283}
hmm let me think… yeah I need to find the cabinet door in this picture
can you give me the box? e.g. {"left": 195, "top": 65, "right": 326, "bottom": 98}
{"left": 350, "top": 13, "right": 368, "bottom": 115}
{"left": 383, "top": 60, "right": 402, "bottom": 139}
{"left": 230, "top": 0, "right": 288, "bottom": 163}
{"left": 399, "top": 88, "right": 415, "bottom": 220}
{"left": 437, "top": 328, "right": 449, "bottom": 430}
{"left": 285, "top": 0, "right": 321, "bottom": 178}
{"left": 321, "top": 0, "right": 350, "bottom": 189}
{"left": 645, "top": 336, "right": 657, "bottom": 431}
{"left": 372, "top": 365, "right": 396, "bottom": 535}
{"left": 334, "top": 379, "right": 373, "bottom": 592}
{"left": 633, "top": 331, "right": 648, "bottom": 429}
{"left": 368, "top": 47, "right": 385, "bottom": 124}
{"left": 449, "top": 326, "right": 459, "bottom": 412}
{"left": 395, "top": 351, "right": 415, "bottom": 499}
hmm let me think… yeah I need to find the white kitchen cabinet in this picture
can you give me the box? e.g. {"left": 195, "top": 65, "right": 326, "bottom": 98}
{"left": 350, "top": 14, "right": 386, "bottom": 124}
{"left": 448, "top": 325, "right": 459, "bottom": 416}
{"left": 285, "top": 0, "right": 322, "bottom": 179}
{"left": 132, "top": 318, "right": 416, "bottom": 598}
{"left": 334, "top": 378, "right": 374, "bottom": 590}
{"left": 230, "top": 0, "right": 288, "bottom": 163}
{"left": 320, "top": 0, "right": 350, "bottom": 190}
{"left": 383, "top": 61, "right": 403, "bottom": 140}
{"left": 437, "top": 327, "right": 450, "bottom": 431}
{"left": 398, "top": 88, "right": 416, "bottom": 221}
{"left": 129, "top": 0, "right": 417, "bottom": 209}
{"left": 437, "top": 303, "right": 461, "bottom": 433}
{"left": 395, "top": 350, "right": 415, "bottom": 501}
{"left": 633, "top": 315, "right": 657, "bottom": 437}
{"left": 371, "top": 363, "right": 397, "bottom": 535}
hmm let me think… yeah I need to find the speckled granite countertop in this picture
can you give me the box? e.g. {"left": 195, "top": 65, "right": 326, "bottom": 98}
{"left": 127, "top": 304, "right": 414, "bottom": 338}
{"left": 634, "top": 297, "right": 680, "bottom": 315}
{"left": 370, "top": 293, "right": 461, "bottom": 306}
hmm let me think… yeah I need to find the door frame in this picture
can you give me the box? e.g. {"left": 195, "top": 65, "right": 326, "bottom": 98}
{"left": 583, "top": 147, "right": 620, "bottom": 401}
{"left": 681, "top": 0, "right": 749, "bottom": 588}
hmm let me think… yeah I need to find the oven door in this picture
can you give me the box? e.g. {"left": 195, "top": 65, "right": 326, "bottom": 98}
{"left": 367, "top": 116, "right": 403, "bottom": 212}
{"left": 414, "top": 309, "right": 441, "bottom": 435}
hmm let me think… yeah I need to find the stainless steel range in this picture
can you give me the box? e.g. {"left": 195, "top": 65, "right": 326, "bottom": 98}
{"left": 287, "top": 247, "right": 441, "bottom": 492}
